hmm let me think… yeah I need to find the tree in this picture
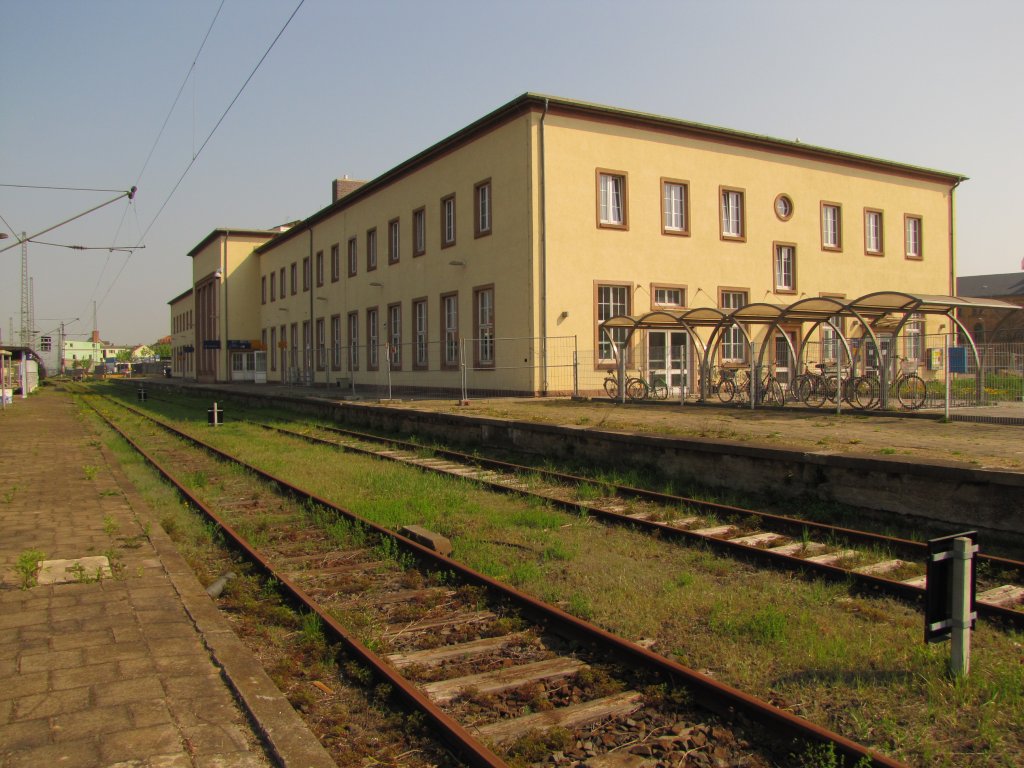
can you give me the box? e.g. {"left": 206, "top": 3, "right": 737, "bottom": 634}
{"left": 151, "top": 343, "right": 171, "bottom": 360}
{"left": 116, "top": 349, "right": 132, "bottom": 362}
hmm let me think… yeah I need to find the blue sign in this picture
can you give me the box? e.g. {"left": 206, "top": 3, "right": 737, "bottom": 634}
{"left": 948, "top": 347, "right": 967, "bottom": 374}
{"left": 202, "top": 339, "right": 221, "bottom": 350}
{"left": 227, "top": 340, "right": 252, "bottom": 350}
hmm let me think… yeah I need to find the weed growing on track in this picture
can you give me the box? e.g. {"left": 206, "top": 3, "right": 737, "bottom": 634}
{"left": 91, "top": 389, "right": 1024, "bottom": 767}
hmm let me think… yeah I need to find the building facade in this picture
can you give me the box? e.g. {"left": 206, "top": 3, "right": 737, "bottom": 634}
{"left": 174, "top": 94, "right": 965, "bottom": 393}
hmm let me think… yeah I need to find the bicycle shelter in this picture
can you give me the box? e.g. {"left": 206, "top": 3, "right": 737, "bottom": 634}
{"left": 599, "top": 291, "right": 1021, "bottom": 409}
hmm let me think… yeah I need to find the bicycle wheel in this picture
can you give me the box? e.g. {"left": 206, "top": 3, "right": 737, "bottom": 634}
{"left": 717, "top": 378, "right": 735, "bottom": 403}
{"left": 851, "top": 376, "right": 879, "bottom": 410}
{"left": 765, "top": 378, "right": 785, "bottom": 406}
{"left": 604, "top": 376, "right": 619, "bottom": 399}
{"left": 801, "top": 377, "right": 827, "bottom": 408}
{"left": 898, "top": 374, "right": 927, "bottom": 410}
{"left": 625, "top": 377, "right": 648, "bottom": 401}
{"left": 650, "top": 377, "right": 669, "bottom": 400}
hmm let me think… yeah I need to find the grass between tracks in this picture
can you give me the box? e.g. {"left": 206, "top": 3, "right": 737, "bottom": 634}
{"left": 93, "top": 387, "right": 1024, "bottom": 768}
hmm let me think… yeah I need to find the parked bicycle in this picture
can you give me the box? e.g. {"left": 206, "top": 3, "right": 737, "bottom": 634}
{"left": 604, "top": 371, "right": 669, "bottom": 401}
{"left": 852, "top": 357, "right": 927, "bottom": 410}
{"left": 714, "top": 366, "right": 785, "bottom": 406}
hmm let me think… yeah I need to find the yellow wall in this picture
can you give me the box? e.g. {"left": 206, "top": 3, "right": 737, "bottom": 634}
{"left": 539, "top": 111, "right": 954, "bottom": 372}
{"left": 258, "top": 116, "right": 538, "bottom": 389}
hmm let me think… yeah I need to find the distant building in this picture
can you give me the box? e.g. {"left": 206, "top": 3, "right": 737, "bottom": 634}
{"left": 956, "top": 273, "right": 1024, "bottom": 342}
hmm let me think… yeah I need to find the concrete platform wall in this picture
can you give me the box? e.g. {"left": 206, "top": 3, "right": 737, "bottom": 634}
{"left": 138, "top": 381, "right": 1024, "bottom": 538}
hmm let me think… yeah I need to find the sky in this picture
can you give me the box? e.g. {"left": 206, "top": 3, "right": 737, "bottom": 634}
{"left": 2, "top": 0, "right": 1022, "bottom": 346}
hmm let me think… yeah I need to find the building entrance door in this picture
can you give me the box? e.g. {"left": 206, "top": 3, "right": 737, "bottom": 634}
{"left": 648, "top": 331, "right": 689, "bottom": 395}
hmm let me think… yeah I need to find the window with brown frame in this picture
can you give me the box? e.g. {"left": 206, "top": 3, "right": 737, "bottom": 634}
{"left": 441, "top": 291, "right": 459, "bottom": 368}
{"left": 347, "top": 312, "right": 359, "bottom": 371}
{"left": 441, "top": 194, "right": 456, "bottom": 247}
{"left": 474, "top": 179, "right": 492, "bottom": 238}
{"left": 662, "top": 179, "right": 689, "bottom": 235}
{"left": 864, "top": 209, "right": 884, "bottom": 255}
{"left": 720, "top": 289, "right": 748, "bottom": 362}
{"left": 651, "top": 285, "right": 686, "bottom": 308}
{"left": 388, "top": 302, "right": 401, "bottom": 370}
{"left": 388, "top": 218, "right": 400, "bottom": 265}
{"left": 720, "top": 187, "right": 745, "bottom": 241}
{"left": 303, "top": 257, "right": 311, "bottom": 292}
{"left": 270, "top": 327, "right": 277, "bottom": 371}
{"left": 366, "top": 307, "right": 379, "bottom": 370}
{"left": 413, "top": 207, "right": 426, "bottom": 256}
{"left": 367, "top": 228, "right": 378, "bottom": 271}
{"left": 412, "top": 297, "right": 428, "bottom": 369}
{"left": 315, "top": 250, "right": 323, "bottom": 287}
{"left": 315, "top": 317, "right": 325, "bottom": 370}
{"left": 597, "top": 170, "right": 628, "bottom": 229}
{"left": 905, "top": 215, "right": 923, "bottom": 259}
{"left": 330, "top": 314, "right": 341, "bottom": 371}
{"left": 330, "top": 243, "right": 340, "bottom": 282}
{"left": 596, "top": 283, "right": 630, "bottom": 364}
{"left": 821, "top": 202, "right": 842, "bottom": 251}
{"left": 473, "top": 285, "right": 495, "bottom": 368}
{"left": 773, "top": 242, "right": 797, "bottom": 294}
{"left": 290, "top": 263, "right": 297, "bottom": 295}
{"left": 261, "top": 276, "right": 266, "bottom": 304}
{"left": 347, "top": 237, "right": 357, "bottom": 277}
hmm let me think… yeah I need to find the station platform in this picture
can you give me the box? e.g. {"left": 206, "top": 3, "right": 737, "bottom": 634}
{"left": 0, "top": 389, "right": 334, "bottom": 767}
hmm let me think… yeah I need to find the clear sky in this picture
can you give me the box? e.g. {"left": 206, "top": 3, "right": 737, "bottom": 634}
{"left": 2, "top": 0, "right": 1021, "bottom": 346}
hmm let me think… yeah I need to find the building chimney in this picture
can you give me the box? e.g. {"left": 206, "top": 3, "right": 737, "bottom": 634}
{"left": 332, "top": 176, "right": 365, "bottom": 203}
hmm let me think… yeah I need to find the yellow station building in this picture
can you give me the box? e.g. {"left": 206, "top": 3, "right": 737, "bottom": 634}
{"left": 172, "top": 94, "right": 966, "bottom": 395}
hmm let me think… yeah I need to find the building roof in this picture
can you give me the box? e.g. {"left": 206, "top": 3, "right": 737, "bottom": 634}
{"left": 168, "top": 287, "right": 194, "bottom": 305}
{"left": 187, "top": 228, "right": 282, "bottom": 258}
{"left": 956, "top": 272, "right": 1024, "bottom": 298}
{"left": 255, "top": 93, "right": 968, "bottom": 256}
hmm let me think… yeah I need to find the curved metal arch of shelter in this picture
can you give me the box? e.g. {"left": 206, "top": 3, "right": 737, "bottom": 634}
{"left": 600, "top": 291, "right": 1018, "bottom": 408}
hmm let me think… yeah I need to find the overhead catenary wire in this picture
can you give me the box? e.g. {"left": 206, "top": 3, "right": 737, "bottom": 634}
{"left": 96, "top": 0, "right": 305, "bottom": 313}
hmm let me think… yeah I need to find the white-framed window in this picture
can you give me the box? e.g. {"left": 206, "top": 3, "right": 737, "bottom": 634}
{"left": 598, "top": 172, "right": 626, "bottom": 227}
{"left": 774, "top": 243, "right": 796, "bottom": 292}
{"left": 303, "top": 257, "right": 311, "bottom": 291}
{"left": 388, "top": 303, "right": 401, "bottom": 369}
{"left": 366, "top": 228, "right": 378, "bottom": 271}
{"left": 290, "top": 263, "right": 297, "bottom": 295}
{"left": 822, "top": 321, "right": 840, "bottom": 362}
{"left": 653, "top": 287, "right": 685, "bottom": 307}
{"left": 721, "top": 290, "right": 748, "bottom": 362}
{"left": 822, "top": 203, "right": 841, "bottom": 250}
{"left": 720, "top": 188, "right": 744, "bottom": 239}
{"left": 367, "top": 307, "right": 379, "bottom": 370}
{"left": 865, "top": 209, "right": 883, "bottom": 254}
{"left": 315, "top": 317, "right": 325, "bottom": 370}
{"left": 388, "top": 218, "right": 400, "bottom": 264}
{"left": 441, "top": 194, "right": 456, "bottom": 247}
{"left": 347, "top": 312, "right": 359, "bottom": 371}
{"left": 662, "top": 180, "right": 688, "bottom": 234}
{"left": 330, "top": 243, "right": 340, "bottom": 282}
{"left": 315, "top": 250, "right": 323, "bottom": 287}
{"left": 413, "top": 207, "right": 426, "bottom": 256}
{"left": 475, "top": 180, "right": 491, "bottom": 237}
{"left": 442, "top": 292, "right": 459, "bottom": 367}
{"left": 597, "top": 284, "right": 630, "bottom": 362}
{"left": 270, "top": 327, "right": 277, "bottom": 371}
{"left": 474, "top": 286, "right": 495, "bottom": 367}
{"left": 347, "top": 237, "right": 357, "bottom": 277}
{"left": 413, "top": 298, "right": 428, "bottom": 368}
{"left": 904, "top": 312, "right": 923, "bottom": 361}
{"left": 905, "top": 215, "right": 922, "bottom": 259}
{"left": 330, "top": 314, "right": 341, "bottom": 370}
{"left": 302, "top": 320, "right": 312, "bottom": 371}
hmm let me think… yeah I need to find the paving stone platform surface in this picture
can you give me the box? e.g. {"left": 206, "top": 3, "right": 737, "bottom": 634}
{"left": 0, "top": 389, "right": 334, "bottom": 768}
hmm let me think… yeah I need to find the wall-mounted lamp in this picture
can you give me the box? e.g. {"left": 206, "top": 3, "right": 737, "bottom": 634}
{"left": 559, "top": 311, "right": 569, "bottom": 320}
{"left": 448, "top": 259, "right": 466, "bottom": 267}
{"left": 214, "top": 270, "right": 223, "bottom": 280}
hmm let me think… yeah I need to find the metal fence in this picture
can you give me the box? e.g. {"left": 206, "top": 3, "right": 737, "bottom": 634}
{"left": 264, "top": 331, "right": 1023, "bottom": 411}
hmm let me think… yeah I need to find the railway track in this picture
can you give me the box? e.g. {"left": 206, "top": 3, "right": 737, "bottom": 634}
{"left": 243, "top": 414, "right": 1024, "bottom": 631}
{"left": 79, "top": 389, "right": 907, "bottom": 768}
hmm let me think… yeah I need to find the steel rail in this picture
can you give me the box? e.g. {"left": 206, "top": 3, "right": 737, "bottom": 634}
{"left": 88, "top": 391, "right": 908, "bottom": 768}
{"left": 305, "top": 420, "right": 1024, "bottom": 575}
{"left": 79, "top": 396, "right": 509, "bottom": 768}
{"left": 252, "top": 419, "right": 1024, "bottom": 631}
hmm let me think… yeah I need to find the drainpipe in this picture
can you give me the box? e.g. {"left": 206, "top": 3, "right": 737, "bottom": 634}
{"left": 222, "top": 231, "right": 229, "bottom": 383}
{"left": 539, "top": 98, "right": 549, "bottom": 394}
{"left": 309, "top": 228, "right": 314, "bottom": 386}
{"left": 948, "top": 179, "right": 960, "bottom": 297}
